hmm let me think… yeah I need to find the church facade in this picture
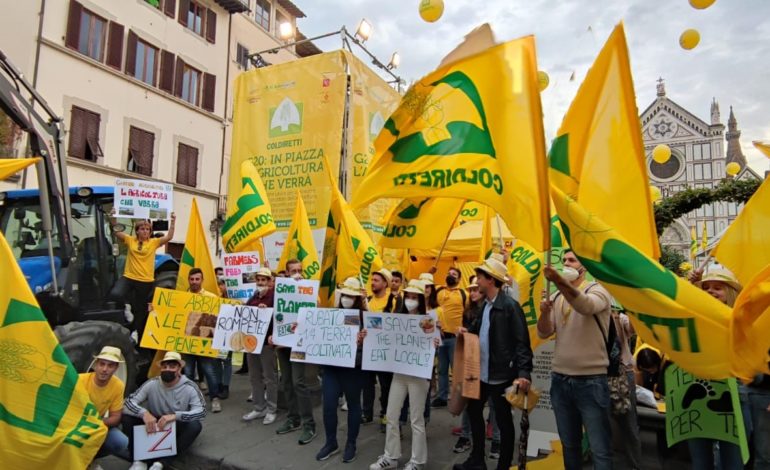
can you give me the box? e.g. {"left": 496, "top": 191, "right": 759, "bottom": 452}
{"left": 640, "top": 79, "right": 760, "bottom": 260}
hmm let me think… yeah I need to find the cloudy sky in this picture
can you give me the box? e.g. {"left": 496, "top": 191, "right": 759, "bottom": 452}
{"left": 296, "top": 0, "right": 770, "bottom": 173}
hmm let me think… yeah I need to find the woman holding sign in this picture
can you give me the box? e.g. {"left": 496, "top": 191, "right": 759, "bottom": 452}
{"left": 369, "top": 280, "right": 439, "bottom": 470}
{"left": 316, "top": 277, "right": 368, "bottom": 463}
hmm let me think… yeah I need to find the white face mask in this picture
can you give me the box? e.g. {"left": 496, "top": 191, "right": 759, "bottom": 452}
{"left": 291, "top": 273, "right": 302, "bottom": 280}
{"left": 561, "top": 266, "right": 581, "bottom": 282}
{"left": 256, "top": 285, "right": 268, "bottom": 295}
{"left": 404, "top": 299, "right": 419, "bottom": 312}
{"left": 340, "top": 296, "right": 356, "bottom": 309}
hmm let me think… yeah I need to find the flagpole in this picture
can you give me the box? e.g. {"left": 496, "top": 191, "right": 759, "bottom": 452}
{"left": 495, "top": 214, "right": 504, "bottom": 252}
{"left": 433, "top": 203, "right": 464, "bottom": 269}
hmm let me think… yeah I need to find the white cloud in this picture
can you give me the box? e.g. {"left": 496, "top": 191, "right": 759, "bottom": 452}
{"left": 297, "top": 0, "right": 770, "bottom": 173}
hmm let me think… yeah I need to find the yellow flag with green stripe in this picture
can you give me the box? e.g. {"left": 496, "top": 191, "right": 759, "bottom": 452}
{"left": 222, "top": 161, "right": 276, "bottom": 253}
{"left": 351, "top": 34, "right": 550, "bottom": 252}
{"left": 548, "top": 23, "right": 659, "bottom": 259}
{"left": 379, "top": 197, "right": 464, "bottom": 249}
{"left": 278, "top": 192, "right": 321, "bottom": 279}
{"left": 0, "top": 232, "right": 107, "bottom": 468}
{"left": 176, "top": 198, "right": 219, "bottom": 294}
{"left": 334, "top": 186, "right": 383, "bottom": 286}
{"left": 479, "top": 206, "right": 494, "bottom": 262}
{"left": 730, "top": 262, "right": 770, "bottom": 380}
{"left": 690, "top": 226, "right": 698, "bottom": 260}
{"left": 319, "top": 207, "right": 340, "bottom": 307}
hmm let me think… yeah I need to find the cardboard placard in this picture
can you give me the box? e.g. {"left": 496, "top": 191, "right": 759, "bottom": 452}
{"left": 221, "top": 252, "right": 261, "bottom": 302}
{"left": 133, "top": 422, "right": 176, "bottom": 461}
{"left": 212, "top": 304, "right": 272, "bottom": 354}
{"left": 362, "top": 312, "right": 437, "bottom": 379}
{"left": 290, "top": 308, "right": 360, "bottom": 368}
{"left": 115, "top": 178, "right": 173, "bottom": 219}
{"left": 272, "top": 278, "right": 319, "bottom": 347}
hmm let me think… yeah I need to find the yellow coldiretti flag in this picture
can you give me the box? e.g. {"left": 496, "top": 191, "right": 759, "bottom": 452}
{"left": 177, "top": 198, "right": 219, "bottom": 294}
{"left": 551, "top": 186, "right": 732, "bottom": 378}
{"left": 548, "top": 23, "right": 659, "bottom": 259}
{"left": 222, "top": 161, "right": 276, "bottom": 253}
{"left": 479, "top": 206, "right": 494, "bottom": 262}
{"left": 753, "top": 140, "right": 770, "bottom": 159}
{"left": 333, "top": 185, "right": 383, "bottom": 286}
{"left": 730, "top": 262, "right": 770, "bottom": 379}
{"left": 0, "top": 157, "right": 40, "bottom": 180}
{"left": 379, "top": 197, "right": 464, "bottom": 249}
{"left": 690, "top": 226, "right": 698, "bottom": 260}
{"left": 351, "top": 33, "right": 550, "bottom": 252}
{"left": 712, "top": 178, "right": 770, "bottom": 286}
{"left": 319, "top": 206, "right": 340, "bottom": 307}
{"left": 277, "top": 192, "right": 321, "bottom": 279}
{"left": 0, "top": 232, "right": 107, "bottom": 468}
{"left": 701, "top": 224, "right": 708, "bottom": 251}
{"left": 550, "top": 199, "right": 568, "bottom": 249}
{"left": 507, "top": 239, "right": 546, "bottom": 350}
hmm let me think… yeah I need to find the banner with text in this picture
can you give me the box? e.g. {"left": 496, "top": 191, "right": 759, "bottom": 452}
{"left": 141, "top": 288, "right": 240, "bottom": 357}
{"left": 362, "top": 312, "right": 437, "bottom": 379}
{"left": 221, "top": 252, "right": 261, "bottom": 302}
{"left": 212, "top": 304, "right": 272, "bottom": 354}
{"left": 229, "top": 51, "right": 347, "bottom": 265}
{"left": 664, "top": 365, "right": 749, "bottom": 462}
{"left": 115, "top": 178, "right": 173, "bottom": 220}
{"left": 290, "top": 307, "right": 360, "bottom": 368}
{"left": 272, "top": 277, "right": 320, "bottom": 347}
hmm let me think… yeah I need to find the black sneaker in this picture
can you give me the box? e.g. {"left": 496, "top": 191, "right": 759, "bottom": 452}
{"left": 452, "top": 456, "right": 487, "bottom": 470}
{"left": 219, "top": 385, "right": 230, "bottom": 400}
{"left": 489, "top": 440, "right": 500, "bottom": 459}
{"left": 430, "top": 397, "right": 448, "bottom": 408}
{"left": 361, "top": 414, "right": 373, "bottom": 424}
{"left": 342, "top": 442, "right": 357, "bottom": 463}
{"left": 453, "top": 437, "right": 472, "bottom": 453}
{"left": 315, "top": 442, "right": 339, "bottom": 461}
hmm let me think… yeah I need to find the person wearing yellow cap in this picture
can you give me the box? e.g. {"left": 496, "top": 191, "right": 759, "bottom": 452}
{"left": 79, "top": 346, "right": 129, "bottom": 469}
{"left": 124, "top": 351, "right": 205, "bottom": 470}
{"left": 454, "top": 256, "right": 532, "bottom": 470}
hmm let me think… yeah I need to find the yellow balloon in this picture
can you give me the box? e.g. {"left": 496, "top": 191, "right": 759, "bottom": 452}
{"left": 726, "top": 162, "right": 741, "bottom": 176}
{"left": 419, "top": 0, "right": 444, "bottom": 23}
{"left": 680, "top": 29, "right": 701, "bottom": 50}
{"left": 689, "top": 0, "right": 717, "bottom": 9}
{"left": 649, "top": 186, "right": 662, "bottom": 203}
{"left": 652, "top": 144, "right": 672, "bottom": 164}
{"left": 537, "top": 71, "right": 550, "bottom": 91}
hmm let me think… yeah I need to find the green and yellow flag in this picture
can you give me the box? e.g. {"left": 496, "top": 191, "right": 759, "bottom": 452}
{"left": 701, "top": 224, "right": 708, "bottom": 251}
{"left": 0, "top": 232, "right": 107, "bottom": 468}
{"left": 690, "top": 226, "right": 698, "bottom": 260}
{"left": 548, "top": 23, "right": 659, "bottom": 259}
{"left": 730, "top": 262, "right": 770, "bottom": 380}
{"left": 222, "top": 161, "right": 276, "bottom": 254}
{"left": 277, "top": 192, "right": 321, "bottom": 279}
{"left": 177, "top": 198, "right": 219, "bottom": 294}
{"left": 319, "top": 208, "right": 340, "bottom": 307}
{"left": 507, "top": 239, "right": 546, "bottom": 350}
{"left": 351, "top": 34, "right": 550, "bottom": 252}
{"left": 479, "top": 206, "right": 494, "bottom": 262}
{"left": 379, "top": 197, "right": 464, "bottom": 249}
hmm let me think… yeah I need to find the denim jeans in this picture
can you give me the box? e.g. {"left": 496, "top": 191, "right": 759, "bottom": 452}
{"left": 96, "top": 426, "right": 130, "bottom": 459}
{"left": 467, "top": 381, "right": 515, "bottom": 470}
{"left": 221, "top": 352, "right": 232, "bottom": 387}
{"left": 747, "top": 388, "right": 770, "bottom": 470}
{"left": 121, "top": 415, "right": 202, "bottom": 465}
{"left": 322, "top": 366, "right": 365, "bottom": 447}
{"left": 437, "top": 336, "right": 456, "bottom": 401}
{"left": 687, "top": 438, "right": 743, "bottom": 470}
{"left": 183, "top": 355, "right": 221, "bottom": 400}
{"left": 362, "top": 371, "right": 393, "bottom": 419}
{"left": 277, "top": 347, "right": 315, "bottom": 427}
{"left": 550, "top": 373, "right": 613, "bottom": 470}
{"left": 461, "top": 394, "right": 500, "bottom": 441}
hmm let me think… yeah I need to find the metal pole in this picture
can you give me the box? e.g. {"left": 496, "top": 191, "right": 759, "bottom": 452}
{"left": 433, "top": 203, "right": 464, "bottom": 269}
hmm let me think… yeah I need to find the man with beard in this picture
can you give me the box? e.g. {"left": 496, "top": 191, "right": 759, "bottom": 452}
{"left": 432, "top": 267, "right": 467, "bottom": 408}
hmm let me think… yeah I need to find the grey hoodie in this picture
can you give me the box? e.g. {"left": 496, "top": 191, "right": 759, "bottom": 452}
{"left": 124, "top": 375, "right": 206, "bottom": 422}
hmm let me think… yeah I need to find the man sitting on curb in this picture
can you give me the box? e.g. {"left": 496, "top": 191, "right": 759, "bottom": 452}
{"left": 124, "top": 352, "right": 206, "bottom": 470}
{"left": 80, "top": 346, "right": 130, "bottom": 470}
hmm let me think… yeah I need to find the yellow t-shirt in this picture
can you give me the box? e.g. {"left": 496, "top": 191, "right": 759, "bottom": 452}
{"left": 437, "top": 287, "right": 466, "bottom": 334}
{"left": 367, "top": 293, "right": 390, "bottom": 313}
{"left": 77, "top": 372, "right": 125, "bottom": 416}
{"left": 123, "top": 236, "right": 162, "bottom": 282}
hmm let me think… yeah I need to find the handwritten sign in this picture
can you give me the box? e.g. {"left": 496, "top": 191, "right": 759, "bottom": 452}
{"left": 664, "top": 365, "right": 749, "bottom": 462}
{"left": 212, "top": 304, "right": 272, "bottom": 354}
{"left": 115, "top": 178, "right": 173, "bottom": 219}
{"left": 140, "top": 288, "right": 240, "bottom": 357}
{"left": 290, "top": 308, "right": 359, "bottom": 368}
{"left": 221, "top": 252, "right": 261, "bottom": 302}
{"left": 133, "top": 422, "right": 176, "bottom": 461}
{"left": 272, "top": 278, "right": 319, "bottom": 347}
{"left": 362, "top": 312, "right": 437, "bottom": 379}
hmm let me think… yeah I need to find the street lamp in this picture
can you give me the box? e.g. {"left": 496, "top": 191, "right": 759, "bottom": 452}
{"left": 279, "top": 21, "right": 295, "bottom": 41}
{"left": 355, "top": 19, "right": 373, "bottom": 43}
{"left": 387, "top": 51, "right": 400, "bottom": 70}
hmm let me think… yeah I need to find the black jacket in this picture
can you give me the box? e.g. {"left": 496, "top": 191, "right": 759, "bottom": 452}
{"left": 469, "top": 292, "right": 533, "bottom": 383}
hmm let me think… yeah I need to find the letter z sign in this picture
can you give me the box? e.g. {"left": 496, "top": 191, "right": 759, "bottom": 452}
{"left": 133, "top": 422, "right": 177, "bottom": 461}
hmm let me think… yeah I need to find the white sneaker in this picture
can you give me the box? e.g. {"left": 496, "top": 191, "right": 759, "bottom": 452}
{"left": 263, "top": 412, "right": 277, "bottom": 425}
{"left": 369, "top": 455, "right": 397, "bottom": 470}
{"left": 198, "top": 381, "right": 208, "bottom": 392}
{"left": 128, "top": 462, "right": 147, "bottom": 470}
{"left": 340, "top": 396, "right": 348, "bottom": 411}
{"left": 404, "top": 461, "right": 423, "bottom": 470}
{"left": 148, "top": 463, "right": 164, "bottom": 470}
{"left": 212, "top": 397, "right": 222, "bottom": 413}
{"left": 247, "top": 393, "right": 253, "bottom": 402}
{"left": 243, "top": 409, "right": 267, "bottom": 421}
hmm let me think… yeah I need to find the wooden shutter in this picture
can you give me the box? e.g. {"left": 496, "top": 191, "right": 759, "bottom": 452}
{"left": 202, "top": 73, "right": 216, "bottom": 112}
{"left": 178, "top": 0, "right": 190, "bottom": 27}
{"left": 84, "top": 111, "right": 101, "bottom": 161}
{"left": 125, "top": 30, "right": 138, "bottom": 77}
{"left": 173, "top": 57, "right": 185, "bottom": 98}
{"left": 163, "top": 0, "right": 176, "bottom": 18}
{"left": 205, "top": 9, "right": 216, "bottom": 43}
{"left": 68, "top": 106, "right": 86, "bottom": 159}
{"left": 106, "top": 21, "right": 124, "bottom": 70}
{"left": 129, "top": 127, "right": 154, "bottom": 176}
{"left": 65, "top": 1, "right": 83, "bottom": 50}
{"left": 176, "top": 144, "right": 188, "bottom": 185}
{"left": 188, "top": 146, "right": 198, "bottom": 187}
{"left": 159, "top": 50, "right": 175, "bottom": 93}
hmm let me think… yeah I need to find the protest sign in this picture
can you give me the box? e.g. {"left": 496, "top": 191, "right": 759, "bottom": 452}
{"left": 362, "top": 312, "right": 437, "bottom": 379}
{"left": 290, "top": 308, "right": 359, "bottom": 368}
{"left": 140, "top": 288, "right": 240, "bottom": 357}
{"left": 272, "top": 277, "right": 319, "bottom": 347}
{"left": 664, "top": 365, "right": 749, "bottom": 462}
{"left": 133, "top": 423, "right": 176, "bottom": 461}
{"left": 115, "top": 178, "right": 173, "bottom": 219}
{"left": 212, "top": 304, "right": 272, "bottom": 354}
{"left": 221, "top": 251, "right": 261, "bottom": 302}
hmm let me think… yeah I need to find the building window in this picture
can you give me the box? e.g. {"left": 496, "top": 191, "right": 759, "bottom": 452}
{"left": 127, "top": 126, "right": 155, "bottom": 176}
{"left": 705, "top": 203, "right": 714, "bottom": 217}
{"left": 181, "top": 64, "right": 202, "bottom": 105}
{"left": 134, "top": 40, "right": 158, "bottom": 86}
{"left": 255, "top": 0, "right": 271, "bottom": 31}
{"left": 236, "top": 43, "right": 250, "bottom": 70}
{"left": 701, "top": 143, "right": 711, "bottom": 160}
{"left": 187, "top": 1, "right": 205, "bottom": 35}
{"left": 68, "top": 106, "right": 103, "bottom": 162}
{"left": 176, "top": 143, "right": 199, "bottom": 187}
{"left": 693, "top": 144, "right": 701, "bottom": 161}
{"left": 65, "top": 2, "right": 108, "bottom": 62}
